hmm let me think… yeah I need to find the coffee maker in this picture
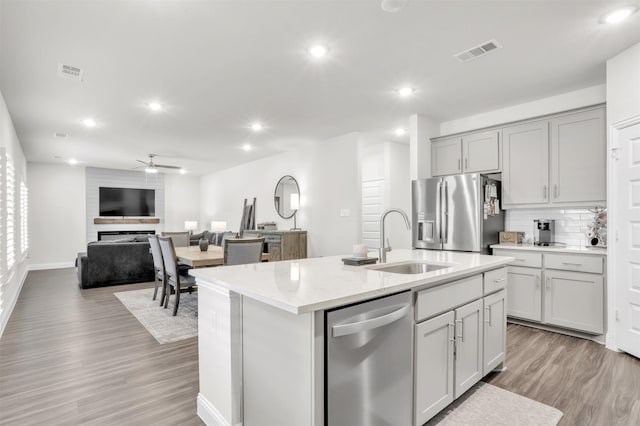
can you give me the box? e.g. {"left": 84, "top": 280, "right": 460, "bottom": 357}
{"left": 534, "top": 219, "right": 555, "bottom": 246}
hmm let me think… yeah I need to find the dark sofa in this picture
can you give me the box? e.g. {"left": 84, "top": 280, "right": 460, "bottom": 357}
{"left": 77, "top": 240, "right": 154, "bottom": 289}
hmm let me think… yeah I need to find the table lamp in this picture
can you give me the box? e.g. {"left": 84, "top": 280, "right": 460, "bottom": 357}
{"left": 290, "top": 193, "right": 301, "bottom": 231}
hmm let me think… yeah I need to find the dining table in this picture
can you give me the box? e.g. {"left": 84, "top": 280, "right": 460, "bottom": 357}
{"left": 174, "top": 245, "right": 270, "bottom": 268}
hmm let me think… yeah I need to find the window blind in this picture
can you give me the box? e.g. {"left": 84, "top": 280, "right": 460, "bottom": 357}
{"left": 20, "top": 182, "right": 28, "bottom": 254}
{"left": 6, "top": 157, "right": 14, "bottom": 271}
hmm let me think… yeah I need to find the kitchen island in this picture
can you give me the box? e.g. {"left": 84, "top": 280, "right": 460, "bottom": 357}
{"left": 191, "top": 249, "right": 513, "bottom": 426}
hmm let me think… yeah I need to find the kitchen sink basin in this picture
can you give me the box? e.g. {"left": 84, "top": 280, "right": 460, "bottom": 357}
{"left": 368, "top": 261, "right": 451, "bottom": 275}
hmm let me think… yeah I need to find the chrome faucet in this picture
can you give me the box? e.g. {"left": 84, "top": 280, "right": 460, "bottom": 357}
{"left": 379, "top": 208, "right": 411, "bottom": 263}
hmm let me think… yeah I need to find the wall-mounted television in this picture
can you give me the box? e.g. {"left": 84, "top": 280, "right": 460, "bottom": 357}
{"left": 99, "top": 187, "right": 155, "bottom": 217}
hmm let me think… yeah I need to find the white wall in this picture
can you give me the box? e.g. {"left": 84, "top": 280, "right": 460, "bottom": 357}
{"left": 439, "top": 84, "right": 606, "bottom": 136}
{"left": 28, "top": 163, "right": 86, "bottom": 268}
{"left": 0, "top": 89, "right": 28, "bottom": 336}
{"left": 607, "top": 42, "right": 640, "bottom": 126}
{"left": 200, "top": 133, "right": 364, "bottom": 258}
{"left": 165, "top": 173, "right": 201, "bottom": 231}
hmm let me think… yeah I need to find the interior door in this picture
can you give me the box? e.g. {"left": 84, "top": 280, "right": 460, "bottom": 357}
{"left": 442, "top": 174, "right": 481, "bottom": 252}
{"left": 615, "top": 121, "right": 640, "bottom": 358}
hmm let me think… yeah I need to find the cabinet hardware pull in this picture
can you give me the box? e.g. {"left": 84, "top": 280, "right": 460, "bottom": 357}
{"left": 456, "top": 319, "right": 464, "bottom": 342}
{"left": 546, "top": 277, "right": 551, "bottom": 291}
{"left": 493, "top": 278, "right": 505, "bottom": 283}
{"left": 448, "top": 323, "right": 455, "bottom": 343}
{"left": 543, "top": 185, "right": 547, "bottom": 199}
{"left": 536, "top": 275, "right": 541, "bottom": 288}
{"left": 458, "top": 159, "right": 461, "bottom": 170}
{"left": 561, "top": 262, "right": 582, "bottom": 266}
{"left": 465, "top": 158, "right": 468, "bottom": 170}
{"left": 554, "top": 184, "right": 559, "bottom": 198}
{"left": 484, "top": 306, "right": 492, "bottom": 325}
{"left": 514, "top": 258, "right": 525, "bottom": 262}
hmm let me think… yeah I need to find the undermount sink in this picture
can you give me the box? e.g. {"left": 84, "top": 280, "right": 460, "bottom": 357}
{"left": 368, "top": 261, "right": 451, "bottom": 275}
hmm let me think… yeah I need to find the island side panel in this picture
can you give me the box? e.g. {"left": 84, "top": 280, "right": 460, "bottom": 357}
{"left": 242, "top": 296, "right": 324, "bottom": 426}
{"left": 197, "top": 284, "right": 243, "bottom": 426}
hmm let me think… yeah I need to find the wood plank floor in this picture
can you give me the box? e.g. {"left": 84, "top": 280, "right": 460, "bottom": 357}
{"left": 0, "top": 268, "right": 202, "bottom": 426}
{"left": 2, "top": 269, "right": 640, "bottom": 425}
{"left": 486, "top": 323, "right": 640, "bottom": 426}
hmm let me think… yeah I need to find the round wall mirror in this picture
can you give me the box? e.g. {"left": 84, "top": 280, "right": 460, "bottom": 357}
{"left": 274, "top": 175, "right": 300, "bottom": 219}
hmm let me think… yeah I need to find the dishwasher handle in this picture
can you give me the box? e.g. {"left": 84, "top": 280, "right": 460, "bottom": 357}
{"left": 332, "top": 304, "right": 410, "bottom": 337}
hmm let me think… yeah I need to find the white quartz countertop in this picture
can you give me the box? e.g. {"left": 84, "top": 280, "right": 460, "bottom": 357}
{"left": 491, "top": 243, "right": 607, "bottom": 256}
{"left": 190, "top": 249, "right": 513, "bottom": 314}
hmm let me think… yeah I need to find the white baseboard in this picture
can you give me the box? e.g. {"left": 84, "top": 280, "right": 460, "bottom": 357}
{"left": 0, "top": 265, "right": 29, "bottom": 338}
{"left": 197, "top": 393, "right": 240, "bottom": 426}
{"left": 28, "top": 261, "right": 75, "bottom": 271}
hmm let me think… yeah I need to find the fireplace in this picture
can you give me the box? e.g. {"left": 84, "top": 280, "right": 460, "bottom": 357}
{"left": 98, "top": 230, "right": 156, "bottom": 241}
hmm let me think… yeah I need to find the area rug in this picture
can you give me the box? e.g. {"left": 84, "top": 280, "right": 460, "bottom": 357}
{"left": 427, "top": 382, "right": 563, "bottom": 425}
{"left": 114, "top": 288, "right": 198, "bottom": 344}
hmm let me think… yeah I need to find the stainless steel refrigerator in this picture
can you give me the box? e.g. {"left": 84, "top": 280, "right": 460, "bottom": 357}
{"left": 412, "top": 174, "right": 504, "bottom": 253}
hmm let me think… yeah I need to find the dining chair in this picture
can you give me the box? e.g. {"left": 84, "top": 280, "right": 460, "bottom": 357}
{"left": 223, "top": 237, "right": 265, "bottom": 266}
{"left": 158, "top": 236, "right": 197, "bottom": 316}
{"left": 161, "top": 231, "right": 190, "bottom": 247}
{"left": 148, "top": 235, "right": 167, "bottom": 305}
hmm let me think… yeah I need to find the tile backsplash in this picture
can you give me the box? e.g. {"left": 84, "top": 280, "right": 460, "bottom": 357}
{"left": 505, "top": 208, "right": 599, "bottom": 247}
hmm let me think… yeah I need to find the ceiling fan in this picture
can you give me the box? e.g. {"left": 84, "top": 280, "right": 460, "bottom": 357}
{"left": 135, "top": 154, "right": 182, "bottom": 173}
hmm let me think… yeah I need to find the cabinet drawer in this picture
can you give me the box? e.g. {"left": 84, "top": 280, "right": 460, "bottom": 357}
{"left": 484, "top": 268, "right": 507, "bottom": 295}
{"left": 416, "top": 275, "right": 483, "bottom": 322}
{"left": 545, "top": 253, "right": 603, "bottom": 274}
{"left": 493, "top": 249, "right": 542, "bottom": 268}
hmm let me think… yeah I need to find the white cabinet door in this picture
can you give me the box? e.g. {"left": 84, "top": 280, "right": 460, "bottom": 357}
{"left": 454, "top": 299, "right": 484, "bottom": 399}
{"left": 415, "top": 311, "right": 455, "bottom": 426}
{"left": 550, "top": 108, "right": 606, "bottom": 204}
{"left": 544, "top": 270, "right": 604, "bottom": 334}
{"left": 463, "top": 130, "right": 500, "bottom": 173}
{"left": 483, "top": 290, "right": 506, "bottom": 376}
{"left": 502, "top": 121, "right": 549, "bottom": 206}
{"left": 506, "top": 266, "right": 542, "bottom": 321}
{"left": 432, "top": 137, "right": 462, "bottom": 176}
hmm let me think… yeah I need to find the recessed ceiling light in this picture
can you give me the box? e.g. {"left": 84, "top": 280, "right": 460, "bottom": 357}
{"left": 148, "top": 102, "right": 163, "bottom": 111}
{"left": 82, "top": 118, "right": 96, "bottom": 127}
{"left": 395, "top": 128, "right": 406, "bottom": 136}
{"left": 68, "top": 158, "right": 78, "bottom": 165}
{"left": 243, "top": 144, "right": 252, "bottom": 151}
{"left": 180, "top": 168, "right": 186, "bottom": 174}
{"left": 397, "top": 87, "right": 415, "bottom": 97}
{"left": 250, "top": 122, "right": 264, "bottom": 132}
{"left": 603, "top": 7, "right": 636, "bottom": 24}
{"left": 308, "top": 44, "right": 329, "bottom": 58}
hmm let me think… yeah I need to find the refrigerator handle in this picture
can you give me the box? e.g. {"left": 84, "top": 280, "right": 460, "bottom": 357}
{"left": 444, "top": 181, "right": 449, "bottom": 244}
{"left": 437, "top": 181, "right": 443, "bottom": 241}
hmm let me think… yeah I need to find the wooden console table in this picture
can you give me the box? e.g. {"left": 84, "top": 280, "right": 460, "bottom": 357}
{"left": 94, "top": 218, "right": 160, "bottom": 224}
{"left": 243, "top": 230, "right": 307, "bottom": 261}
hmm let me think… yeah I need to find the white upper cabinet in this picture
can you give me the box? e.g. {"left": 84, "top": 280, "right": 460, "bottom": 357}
{"left": 462, "top": 130, "right": 500, "bottom": 173}
{"left": 502, "top": 106, "right": 606, "bottom": 208}
{"left": 549, "top": 108, "right": 606, "bottom": 204}
{"left": 431, "top": 137, "right": 462, "bottom": 176}
{"left": 502, "top": 120, "right": 549, "bottom": 206}
{"left": 432, "top": 130, "right": 501, "bottom": 176}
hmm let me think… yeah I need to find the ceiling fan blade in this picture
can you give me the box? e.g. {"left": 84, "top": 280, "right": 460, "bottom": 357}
{"left": 155, "top": 164, "right": 182, "bottom": 169}
{"left": 132, "top": 165, "right": 146, "bottom": 169}
{"left": 136, "top": 159, "right": 148, "bottom": 165}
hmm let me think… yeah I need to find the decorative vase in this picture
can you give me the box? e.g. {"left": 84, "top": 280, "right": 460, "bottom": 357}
{"left": 199, "top": 238, "right": 209, "bottom": 252}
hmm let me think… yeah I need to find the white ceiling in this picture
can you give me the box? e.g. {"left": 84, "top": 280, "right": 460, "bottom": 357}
{"left": 1, "top": 0, "right": 639, "bottom": 175}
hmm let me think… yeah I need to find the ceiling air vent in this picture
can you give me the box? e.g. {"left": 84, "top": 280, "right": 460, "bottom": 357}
{"left": 57, "top": 63, "right": 84, "bottom": 81}
{"left": 454, "top": 40, "right": 502, "bottom": 63}
{"left": 54, "top": 132, "right": 68, "bottom": 139}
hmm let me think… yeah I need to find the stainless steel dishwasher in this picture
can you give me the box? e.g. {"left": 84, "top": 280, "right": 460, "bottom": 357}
{"left": 326, "top": 291, "right": 412, "bottom": 426}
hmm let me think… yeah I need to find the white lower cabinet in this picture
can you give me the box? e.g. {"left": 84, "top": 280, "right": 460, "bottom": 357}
{"left": 414, "top": 311, "right": 455, "bottom": 426}
{"left": 544, "top": 270, "right": 604, "bottom": 334}
{"left": 483, "top": 290, "right": 506, "bottom": 376}
{"left": 506, "top": 266, "right": 542, "bottom": 321}
{"left": 494, "top": 248, "right": 605, "bottom": 335}
{"left": 453, "top": 299, "right": 484, "bottom": 398}
{"left": 414, "top": 270, "right": 507, "bottom": 426}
